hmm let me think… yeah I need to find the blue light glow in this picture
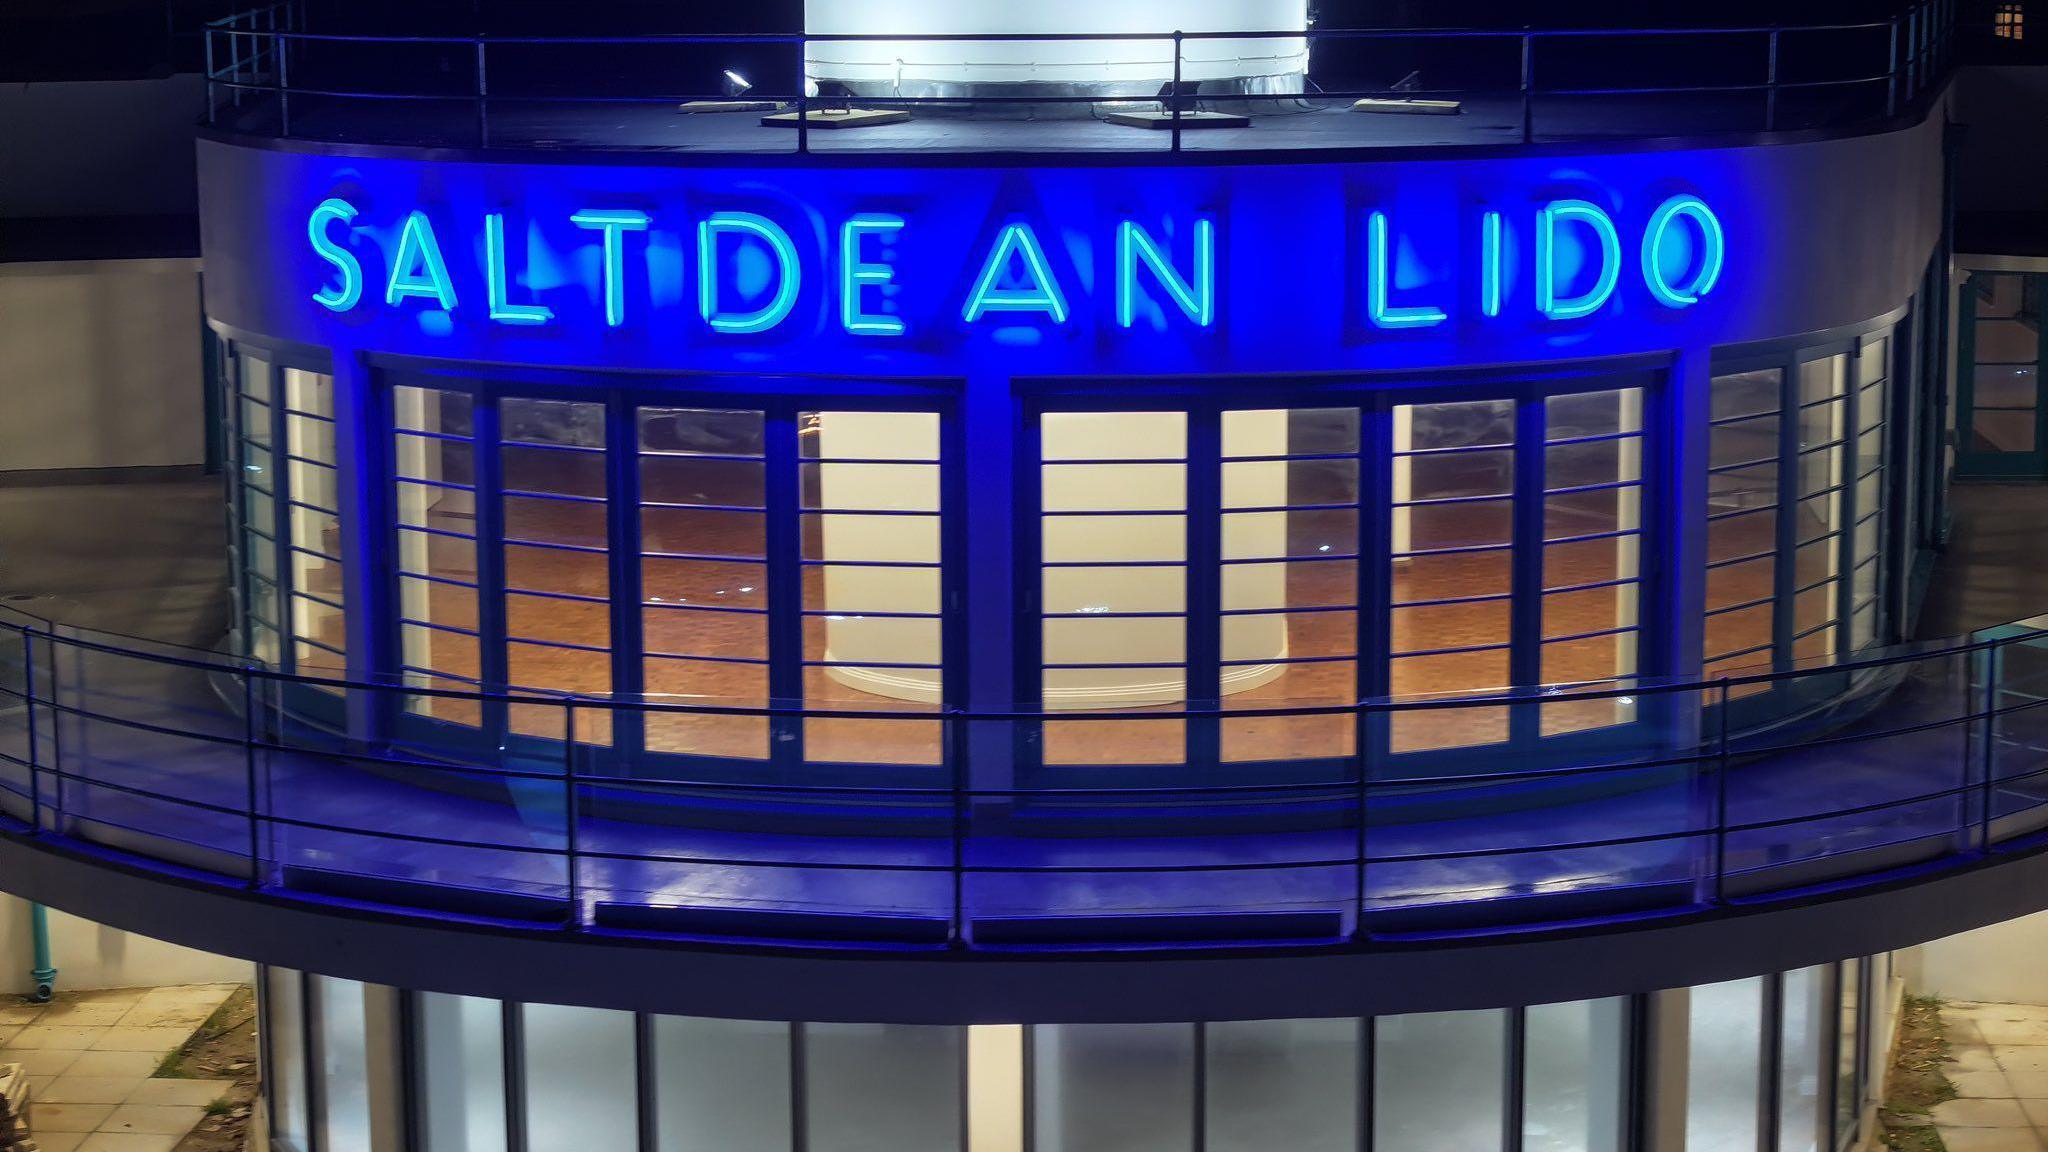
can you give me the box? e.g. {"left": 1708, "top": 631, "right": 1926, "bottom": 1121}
{"left": 841, "top": 213, "right": 907, "bottom": 336}
{"left": 1536, "top": 199, "right": 1621, "bottom": 321}
{"left": 1481, "top": 211, "right": 1504, "bottom": 318}
{"left": 386, "top": 210, "right": 457, "bottom": 311}
{"left": 484, "top": 214, "right": 552, "bottom": 326}
{"left": 1117, "top": 219, "right": 1214, "bottom": 328}
{"left": 307, "top": 197, "right": 361, "bottom": 313}
{"left": 697, "top": 211, "right": 800, "bottom": 334}
{"left": 570, "top": 209, "right": 650, "bottom": 328}
{"left": 962, "top": 222, "right": 1068, "bottom": 324}
{"left": 1641, "top": 194, "right": 1725, "bottom": 308}
{"left": 1367, "top": 211, "right": 1446, "bottom": 329}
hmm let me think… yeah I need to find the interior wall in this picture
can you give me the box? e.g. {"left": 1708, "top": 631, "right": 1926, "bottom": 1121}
{"left": 0, "top": 258, "right": 206, "bottom": 473}
{"left": 1898, "top": 912, "right": 2048, "bottom": 1005}
{"left": 0, "top": 896, "right": 252, "bottom": 995}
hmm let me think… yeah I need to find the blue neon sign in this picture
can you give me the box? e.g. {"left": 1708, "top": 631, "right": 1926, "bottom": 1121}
{"left": 300, "top": 192, "right": 1726, "bottom": 340}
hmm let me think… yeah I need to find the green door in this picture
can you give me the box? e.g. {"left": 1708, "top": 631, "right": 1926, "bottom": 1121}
{"left": 1958, "top": 271, "right": 2048, "bottom": 478}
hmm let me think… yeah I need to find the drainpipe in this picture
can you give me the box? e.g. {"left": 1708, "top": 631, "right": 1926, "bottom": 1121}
{"left": 27, "top": 903, "right": 56, "bottom": 1002}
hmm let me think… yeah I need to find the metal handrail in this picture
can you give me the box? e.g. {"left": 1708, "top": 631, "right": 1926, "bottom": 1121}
{"left": 197, "top": 1, "right": 1955, "bottom": 154}
{"left": 1, "top": 587, "right": 2043, "bottom": 949}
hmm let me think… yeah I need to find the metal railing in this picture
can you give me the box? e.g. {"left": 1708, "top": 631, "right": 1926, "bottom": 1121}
{"left": 199, "top": 2, "right": 1954, "bottom": 154}
{"left": 2, "top": 599, "right": 2047, "bottom": 951}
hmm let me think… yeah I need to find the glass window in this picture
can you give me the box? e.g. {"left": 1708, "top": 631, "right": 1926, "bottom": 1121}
{"left": 1040, "top": 411, "right": 1188, "bottom": 765}
{"left": 237, "top": 352, "right": 283, "bottom": 668}
{"left": 1390, "top": 399, "right": 1516, "bottom": 752}
{"left": 313, "top": 975, "right": 372, "bottom": 1152}
{"left": 1779, "top": 967, "right": 1828, "bottom": 1152}
{"left": 1206, "top": 1019, "right": 1357, "bottom": 1152}
{"left": 1219, "top": 409, "right": 1359, "bottom": 762}
{"left": 654, "top": 1016, "right": 792, "bottom": 1152}
{"left": 1792, "top": 355, "right": 1849, "bottom": 665}
{"left": 521, "top": 1003, "right": 638, "bottom": 1152}
{"left": 1850, "top": 333, "right": 1891, "bottom": 651}
{"left": 1968, "top": 273, "right": 2040, "bottom": 455}
{"left": 1524, "top": 999, "right": 1627, "bottom": 1152}
{"left": 419, "top": 993, "right": 507, "bottom": 1152}
{"left": 279, "top": 369, "right": 346, "bottom": 689}
{"left": 1374, "top": 1009, "right": 1508, "bottom": 1152}
{"left": 1541, "top": 388, "right": 1644, "bottom": 736}
{"left": 804, "top": 1024, "right": 962, "bottom": 1152}
{"left": 393, "top": 385, "right": 485, "bottom": 724}
{"left": 802, "top": 410, "right": 945, "bottom": 765}
{"left": 1033, "top": 1024, "right": 1194, "bottom": 1152}
{"left": 1837, "top": 959, "right": 1863, "bottom": 1142}
{"left": 1705, "top": 368, "right": 1783, "bottom": 688}
{"left": 1686, "top": 977, "right": 1763, "bottom": 1150}
{"left": 264, "top": 968, "right": 309, "bottom": 1152}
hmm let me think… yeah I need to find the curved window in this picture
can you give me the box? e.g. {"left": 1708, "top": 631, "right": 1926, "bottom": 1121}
{"left": 230, "top": 353, "right": 343, "bottom": 689}
{"left": 383, "top": 376, "right": 957, "bottom": 774}
{"left": 1027, "top": 373, "right": 1652, "bottom": 775}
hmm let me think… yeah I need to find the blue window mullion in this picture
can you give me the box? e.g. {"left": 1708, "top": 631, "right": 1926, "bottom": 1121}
{"left": 608, "top": 391, "right": 645, "bottom": 761}
{"left": 1187, "top": 406, "right": 1222, "bottom": 770}
{"left": 476, "top": 392, "right": 512, "bottom": 743}
{"left": 1509, "top": 394, "right": 1545, "bottom": 744}
{"left": 765, "top": 405, "right": 807, "bottom": 769}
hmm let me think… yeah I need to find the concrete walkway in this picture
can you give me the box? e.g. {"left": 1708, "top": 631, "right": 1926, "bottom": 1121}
{"left": 0, "top": 984, "right": 240, "bottom": 1152}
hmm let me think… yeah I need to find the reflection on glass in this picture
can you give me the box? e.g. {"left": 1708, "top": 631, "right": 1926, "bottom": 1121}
{"left": 805, "top": 1024, "right": 961, "bottom": 1152}
{"left": 655, "top": 1016, "right": 791, "bottom": 1152}
{"left": 1968, "top": 273, "right": 2040, "bottom": 454}
{"left": 314, "top": 976, "right": 371, "bottom": 1152}
{"left": 419, "top": 993, "right": 507, "bottom": 1152}
{"left": 1033, "top": 1024, "right": 1194, "bottom": 1152}
{"left": 1374, "top": 1010, "right": 1507, "bottom": 1151}
{"left": 1542, "top": 388, "right": 1643, "bottom": 736}
{"left": 522, "top": 1003, "right": 638, "bottom": 1152}
{"left": 265, "top": 968, "right": 309, "bottom": 1152}
{"left": 502, "top": 397, "right": 612, "bottom": 744}
{"left": 1207, "top": 1019, "right": 1357, "bottom": 1152}
{"left": 1524, "top": 999, "right": 1627, "bottom": 1152}
{"left": 1686, "top": 977, "right": 1763, "bottom": 1151}
{"left": 1779, "top": 967, "right": 1827, "bottom": 1152}
{"left": 1838, "top": 959, "right": 1862, "bottom": 1141}
{"left": 394, "top": 385, "right": 484, "bottom": 725}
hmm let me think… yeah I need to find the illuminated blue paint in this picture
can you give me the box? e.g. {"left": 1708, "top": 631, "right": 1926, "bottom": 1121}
{"left": 307, "top": 198, "right": 362, "bottom": 313}
{"left": 1481, "top": 211, "right": 1505, "bottom": 319}
{"left": 1536, "top": 199, "right": 1621, "bottom": 321}
{"left": 484, "top": 214, "right": 552, "bottom": 326}
{"left": 962, "top": 222, "right": 1068, "bottom": 324}
{"left": 1117, "top": 219, "right": 1215, "bottom": 328}
{"left": 1642, "top": 194, "right": 1726, "bottom": 308}
{"left": 841, "top": 213, "right": 907, "bottom": 336}
{"left": 385, "top": 210, "right": 458, "bottom": 311}
{"left": 1367, "top": 211, "right": 1446, "bottom": 329}
{"left": 570, "top": 209, "right": 650, "bottom": 328}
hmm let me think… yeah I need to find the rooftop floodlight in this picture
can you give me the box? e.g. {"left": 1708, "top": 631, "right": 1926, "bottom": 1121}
{"left": 679, "top": 67, "right": 778, "bottom": 113}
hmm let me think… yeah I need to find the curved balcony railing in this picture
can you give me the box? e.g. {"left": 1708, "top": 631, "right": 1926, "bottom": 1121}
{"left": 4, "top": 600, "right": 2048, "bottom": 952}
{"left": 200, "top": 2, "right": 1953, "bottom": 155}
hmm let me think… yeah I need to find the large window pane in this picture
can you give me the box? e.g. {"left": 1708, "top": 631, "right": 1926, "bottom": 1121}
{"left": 419, "top": 993, "right": 507, "bottom": 1152}
{"left": 522, "top": 1003, "right": 638, "bottom": 1152}
{"left": 655, "top": 1016, "right": 791, "bottom": 1152}
{"left": 1524, "top": 999, "right": 1627, "bottom": 1152}
{"left": 1686, "top": 977, "right": 1763, "bottom": 1151}
{"left": 1779, "top": 967, "right": 1828, "bottom": 1152}
{"left": 1033, "top": 1023, "right": 1194, "bottom": 1152}
{"left": 313, "top": 976, "right": 371, "bottom": 1152}
{"left": 1374, "top": 1009, "right": 1507, "bottom": 1152}
{"left": 1207, "top": 1019, "right": 1357, "bottom": 1152}
{"left": 805, "top": 1024, "right": 961, "bottom": 1152}
{"left": 264, "top": 968, "right": 309, "bottom": 1152}
{"left": 1838, "top": 959, "right": 1863, "bottom": 1142}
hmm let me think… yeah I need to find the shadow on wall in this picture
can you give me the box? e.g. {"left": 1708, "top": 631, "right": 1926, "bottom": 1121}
{"left": 0, "top": 897, "right": 251, "bottom": 996}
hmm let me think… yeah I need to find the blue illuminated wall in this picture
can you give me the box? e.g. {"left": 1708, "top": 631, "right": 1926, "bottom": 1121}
{"left": 198, "top": 119, "right": 1944, "bottom": 381}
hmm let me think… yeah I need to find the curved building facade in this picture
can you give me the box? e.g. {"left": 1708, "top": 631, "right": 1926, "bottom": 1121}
{"left": 3, "top": 4, "right": 2031, "bottom": 1151}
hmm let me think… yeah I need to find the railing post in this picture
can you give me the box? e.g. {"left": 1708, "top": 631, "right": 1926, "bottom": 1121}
{"left": 474, "top": 36, "right": 490, "bottom": 149}
{"left": 276, "top": 24, "right": 290, "bottom": 138}
{"left": 1979, "top": 640, "right": 2001, "bottom": 851}
{"left": 564, "top": 705, "right": 581, "bottom": 930}
{"left": 796, "top": 35, "right": 809, "bottom": 156}
{"left": 204, "top": 28, "right": 216, "bottom": 127}
{"left": 948, "top": 711, "right": 967, "bottom": 949}
{"left": 1765, "top": 29, "right": 1780, "bottom": 131}
{"left": 243, "top": 667, "right": 264, "bottom": 890}
{"left": 1171, "top": 30, "right": 1184, "bottom": 154}
{"left": 1887, "top": 18, "right": 1900, "bottom": 117}
{"left": 1519, "top": 32, "right": 1534, "bottom": 143}
{"left": 21, "top": 627, "right": 40, "bottom": 835}
{"left": 1711, "top": 679, "right": 1731, "bottom": 905}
